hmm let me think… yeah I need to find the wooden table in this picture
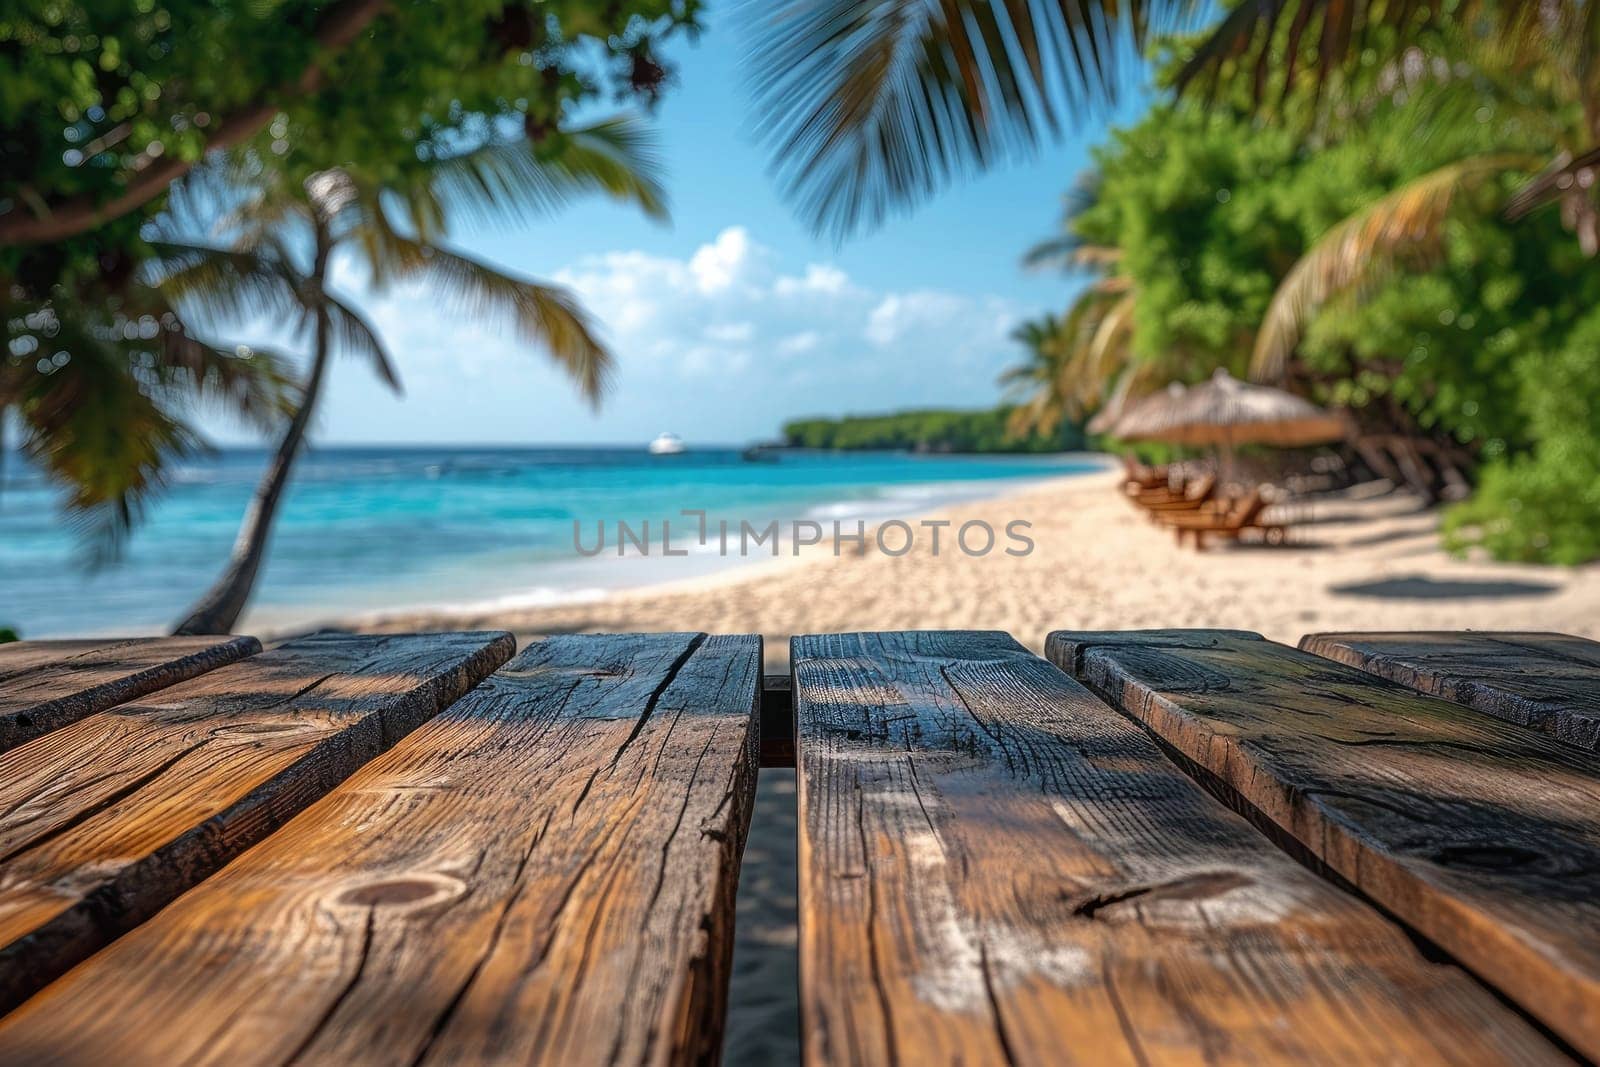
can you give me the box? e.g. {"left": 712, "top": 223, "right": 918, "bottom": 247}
{"left": 0, "top": 627, "right": 1596, "bottom": 1065}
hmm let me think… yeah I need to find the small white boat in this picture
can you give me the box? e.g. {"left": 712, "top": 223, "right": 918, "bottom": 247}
{"left": 647, "top": 432, "right": 685, "bottom": 456}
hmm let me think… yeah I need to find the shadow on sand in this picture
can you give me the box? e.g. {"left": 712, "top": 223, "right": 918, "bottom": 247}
{"left": 1328, "top": 575, "right": 1562, "bottom": 600}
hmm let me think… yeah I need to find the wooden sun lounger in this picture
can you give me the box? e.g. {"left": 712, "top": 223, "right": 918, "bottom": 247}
{"left": 2, "top": 625, "right": 1599, "bottom": 1063}
{"left": 1158, "top": 488, "right": 1286, "bottom": 547}
{"left": 1118, "top": 456, "right": 1169, "bottom": 491}
{"left": 1129, "top": 472, "right": 1217, "bottom": 512}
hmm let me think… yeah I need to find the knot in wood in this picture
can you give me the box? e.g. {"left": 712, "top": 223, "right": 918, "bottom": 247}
{"left": 336, "top": 872, "right": 466, "bottom": 910}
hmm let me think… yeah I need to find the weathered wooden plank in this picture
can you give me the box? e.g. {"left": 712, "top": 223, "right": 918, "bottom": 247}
{"left": 0, "top": 635, "right": 261, "bottom": 751}
{"left": 1045, "top": 627, "right": 1264, "bottom": 675}
{"left": 0, "top": 632, "right": 761, "bottom": 1067}
{"left": 1302, "top": 631, "right": 1600, "bottom": 751}
{"left": 794, "top": 630, "right": 1559, "bottom": 1066}
{"left": 0, "top": 629, "right": 513, "bottom": 1014}
{"left": 1049, "top": 628, "right": 1600, "bottom": 1061}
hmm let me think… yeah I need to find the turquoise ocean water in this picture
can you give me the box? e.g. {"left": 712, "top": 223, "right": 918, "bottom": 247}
{"left": 0, "top": 446, "right": 1102, "bottom": 637}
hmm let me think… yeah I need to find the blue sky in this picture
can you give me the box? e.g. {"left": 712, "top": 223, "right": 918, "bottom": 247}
{"left": 214, "top": 12, "right": 1151, "bottom": 447}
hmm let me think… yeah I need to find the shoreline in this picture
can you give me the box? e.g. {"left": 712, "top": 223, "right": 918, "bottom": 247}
{"left": 334, "top": 468, "right": 1600, "bottom": 661}
{"left": 251, "top": 457, "right": 1112, "bottom": 640}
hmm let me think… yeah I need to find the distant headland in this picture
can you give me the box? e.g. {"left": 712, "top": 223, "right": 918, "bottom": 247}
{"left": 781, "top": 408, "right": 1088, "bottom": 455}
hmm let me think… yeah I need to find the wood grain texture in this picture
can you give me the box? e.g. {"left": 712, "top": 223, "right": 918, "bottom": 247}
{"left": 1045, "top": 628, "right": 1264, "bottom": 676}
{"left": 0, "top": 636, "right": 261, "bottom": 751}
{"left": 0, "top": 629, "right": 513, "bottom": 1015}
{"left": 1048, "top": 627, "right": 1600, "bottom": 1061}
{"left": 794, "top": 630, "right": 1558, "bottom": 1066}
{"left": 1301, "top": 631, "right": 1600, "bottom": 751}
{"left": 0, "top": 632, "right": 761, "bottom": 1067}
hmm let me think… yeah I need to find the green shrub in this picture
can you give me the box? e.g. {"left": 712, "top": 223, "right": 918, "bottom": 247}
{"left": 1445, "top": 310, "right": 1600, "bottom": 564}
{"left": 0, "top": 628, "right": 18, "bottom": 644}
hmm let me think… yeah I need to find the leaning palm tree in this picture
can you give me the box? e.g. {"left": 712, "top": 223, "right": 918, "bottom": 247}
{"left": 743, "top": 2, "right": 1598, "bottom": 241}
{"left": 156, "top": 118, "right": 667, "bottom": 634}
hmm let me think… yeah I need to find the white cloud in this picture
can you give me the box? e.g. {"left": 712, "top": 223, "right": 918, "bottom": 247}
{"left": 776, "top": 330, "right": 821, "bottom": 356}
{"left": 547, "top": 227, "right": 1018, "bottom": 384}
{"left": 865, "top": 292, "right": 968, "bottom": 347}
{"left": 705, "top": 321, "right": 756, "bottom": 344}
{"left": 775, "top": 263, "right": 853, "bottom": 298}
{"left": 336, "top": 226, "right": 1027, "bottom": 441}
{"left": 206, "top": 220, "right": 1037, "bottom": 448}
{"left": 688, "top": 225, "right": 760, "bottom": 293}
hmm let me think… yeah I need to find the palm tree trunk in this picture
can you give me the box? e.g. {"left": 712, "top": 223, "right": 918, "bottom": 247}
{"left": 172, "top": 308, "right": 332, "bottom": 635}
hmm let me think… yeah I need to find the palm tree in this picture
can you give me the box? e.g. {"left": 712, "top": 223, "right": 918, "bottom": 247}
{"left": 1245, "top": 4, "right": 1600, "bottom": 381}
{"left": 743, "top": 2, "right": 1600, "bottom": 420}
{"left": 1000, "top": 268, "right": 1139, "bottom": 438}
{"left": 1008, "top": 181, "right": 1152, "bottom": 434}
{"left": 999, "top": 314, "right": 1068, "bottom": 436}
{"left": 2, "top": 285, "right": 293, "bottom": 559}
{"left": 742, "top": 1, "right": 1598, "bottom": 244}
{"left": 1248, "top": 153, "right": 1546, "bottom": 381}
{"left": 157, "top": 118, "right": 667, "bottom": 634}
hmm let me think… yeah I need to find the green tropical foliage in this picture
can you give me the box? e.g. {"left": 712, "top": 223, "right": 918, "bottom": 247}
{"left": 784, "top": 408, "right": 1085, "bottom": 453}
{"left": 2, "top": 291, "right": 293, "bottom": 556}
{"left": 1444, "top": 309, "right": 1600, "bottom": 564}
{"left": 996, "top": 15, "right": 1600, "bottom": 562}
{"left": 742, "top": 2, "right": 1600, "bottom": 238}
{"left": 2, "top": 1, "right": 694, "bottom": 255}
{"left": 3, "top": 1, "right": 695, "bottom": 556}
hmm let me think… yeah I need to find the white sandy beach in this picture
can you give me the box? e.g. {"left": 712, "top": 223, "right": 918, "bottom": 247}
{"left": 354, "top": 467, "right": 1600, "bottom": 658}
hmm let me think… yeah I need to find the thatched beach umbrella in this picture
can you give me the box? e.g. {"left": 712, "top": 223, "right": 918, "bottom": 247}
{"left": 1087, "top": 376, "right": 1179, "bottom": 436}
{"left": 1113, "top": 368, "right": 1347, "bottom": 478}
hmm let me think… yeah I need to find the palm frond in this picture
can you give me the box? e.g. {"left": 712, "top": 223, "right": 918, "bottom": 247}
{"left": 1504, "top": 146, "right": 1600, "bottom": 221}
{"left": 998, "top": 279, "right": 1136, "bottom": 433}
{"left": 3, "top": 284, "right": 296, "bottom": 561}
{"left": 150, "top": 331, "right": 296, "bottom": 429}
{"left": 1087, "top": 358, "right": 1164, "bottom": 434}
{"left": 324, "top": 293, "right": 402, "bottom": 394}
{"left": 1074, "top": 290, "right": 1136, "bottom": 402}
{"left": 1023, "top": 237, "right": 1123, "bottom": 272}
{"left": 743, "top": 0, "right": 1202, "bottom": 238}
{"left": 420, "top": 115, "right": 669, "bottom": 234}
{"left": 1007, "top": 392, "right": 1065, "bottom": 438}
{"left": 388, "top": 240, "right": 613, "bottom": 405}
{"left": 346, "top": 184, "right": 432, "bottom": 291}
{"left": 7, "top": 313, "right": 200, "bottom": 563}
{"left": 1023, "top": 170, "right": 1109, "bottom": 269}
{"left": 161, "top": 152, "right": 303, "bottom": 241}
{"left": 1250, "top": 153, "right": 1539, "bottom": 382}
{"left": 145, "top": 240, "right": 306, "bottom": 335}
{"left": 1071, "top": 245, "right": 1124, "bottom": 268}
{"left": 1175, "top": 0, "right": 1581, "bottom": 106}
